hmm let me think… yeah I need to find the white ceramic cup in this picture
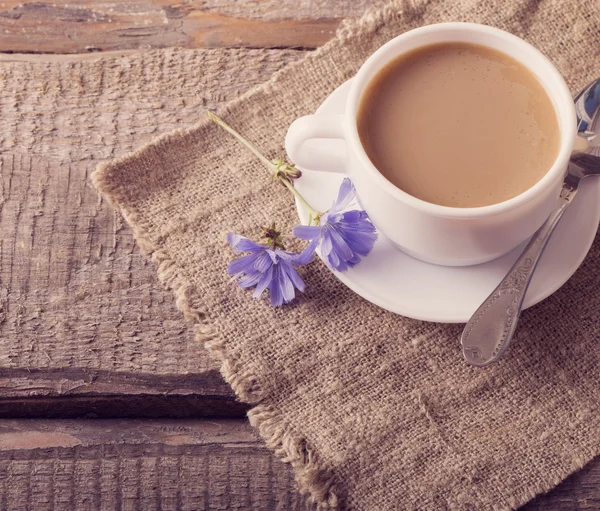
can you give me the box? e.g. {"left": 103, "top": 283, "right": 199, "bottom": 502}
{"left": 285, "top": 23, "right": 576, "bottom": 266}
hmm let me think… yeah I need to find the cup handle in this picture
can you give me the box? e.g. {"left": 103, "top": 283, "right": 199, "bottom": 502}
{"left": 285, "top": 115, "right": 347, "bottom": 173}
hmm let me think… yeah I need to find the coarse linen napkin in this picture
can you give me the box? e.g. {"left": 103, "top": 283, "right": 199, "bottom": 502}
{"left": 93, "top": 0, "right": 600, "bottom": 509}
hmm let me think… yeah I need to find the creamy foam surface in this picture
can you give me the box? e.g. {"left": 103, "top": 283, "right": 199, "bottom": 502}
{"left": 357, "top": 42, "right": 561, "bottom": 208}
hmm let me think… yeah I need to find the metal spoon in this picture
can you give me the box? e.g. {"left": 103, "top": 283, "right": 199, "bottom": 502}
{"left": 461, "top": 78, "right": 600, "bottom": 367}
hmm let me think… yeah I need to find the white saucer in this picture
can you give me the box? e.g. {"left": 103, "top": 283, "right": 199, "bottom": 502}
{"left": 293, "top": 79, "right": 600, "bottom": 323}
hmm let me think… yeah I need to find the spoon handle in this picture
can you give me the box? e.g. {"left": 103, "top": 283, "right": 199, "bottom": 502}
{"left": 461, "top": 185, "right": 577, "bottom": 366}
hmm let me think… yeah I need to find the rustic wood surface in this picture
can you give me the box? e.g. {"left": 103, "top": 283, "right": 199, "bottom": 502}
{"left": 0, "top": 1, "right": 379, "bottom": 53}
{"left": 0, "top": 419, "right": 596, "bottom": 511}
{"left": 0, "top": 47, "right": 308, "bottom": 416}
{"left": 0, "top": 1, "right": 598, "bottom": 509}
{"left": 0, "top": 419, "right": 314, "bottom": 510}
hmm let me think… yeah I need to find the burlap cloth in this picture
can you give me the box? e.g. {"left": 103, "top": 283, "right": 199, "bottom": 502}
{"left": 93, "top": 1, "right": 600, "bottom": 509}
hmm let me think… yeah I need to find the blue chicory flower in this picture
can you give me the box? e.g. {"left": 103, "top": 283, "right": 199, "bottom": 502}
{"left": 293, "top": 178, "right": 377, "bottom": 272}
{"left": 226, "top": 232, "right": 314, "bottom": 306}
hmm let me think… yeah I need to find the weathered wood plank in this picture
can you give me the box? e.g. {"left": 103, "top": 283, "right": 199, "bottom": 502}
{"left": 0, "top": 368, "right": 248, "bottom": 417}
{"left": 0, "top": 0, "right": 387, "bottom": 53}
{"left": 0, "top": 418, "right": 596, "bottom": 510}
{"left": 0, "top": 48, "right": 303, "bottom": 415}
{"left": 0, "top": 2, "right": 599, "bottom": 506}
{"left": 525, "top": 458, "right": 600, "bottom": 511}
{"left": 0, "top": 419, "right": 314, "bottom": 510}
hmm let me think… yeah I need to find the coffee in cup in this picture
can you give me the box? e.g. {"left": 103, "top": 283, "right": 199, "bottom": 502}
{"left": 356, "top": 42, "right": 561, "bottom": 208}
{"left": 285, "top": 23, "right": 576, "bottom": 266}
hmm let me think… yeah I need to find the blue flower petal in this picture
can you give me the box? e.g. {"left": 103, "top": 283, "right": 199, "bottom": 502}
{"left": 344, "top": 233, "right": 377, "bottom": 256}
{"left": 320, "top": 230, "right": 333, "bottom": 256}
{"left": 228, "top": 251, "right": 261, "bottom": 276}
{"left": 226, "top": 232, "right": 241, "bottom": 246}
{"left": 274, "top": 249, "right": 293, "bottom": 261}
{"left": 253, "top": 251, "right": 272, "bottom": 272}
{"left": 340, "top": 216, "right": 377, "bottom": 234}
{"left": 338, "top": 218, "right": 377, "bottom": 255}
{"left": 238, "top": 271, "right": 263, "bottom": 288}
{"left": 329, "top": 252, "right": 348, "bottom": 272}
{"left": 321, "top": 211, "right": 343, "bottom": 225}
{"left": 327, "top": 226, "right": 354, "bottom": 261}
{"left": 303, "top": 180, "right": 378, "bottom": 272}
{"left": 293, "top": 237, "right": 319, "bottom": 266}
{"left": 346, "top": 252, "right": 362, "bottom": 268}
{"left": 277, "top": 264, "right": 296, "bottom": 303}
{"left": 338, "top": 210, "right": 364, "bottom": 224}
{"left": 268, "top": 265, "right": 284, "bottom": 306}
{"left": 329, "top": 178, "right": 356, "bottom": 215}
{"left": 293, "top": 225, "right": 321, "bottom": 240}
{"left": 281, "top": 259, "right": 305, "bottom": 294}
{"left": 227, "top": 233, "right": 264, "bottom": 253}
{"left": 326, "top": 248, "right": 341, "bottom": 270}
{"left": 227, "top": 231, "right": 309, "bottom": 306}
{"left": 252, "top": 265, "right": 273, "bottom": 299}
{"left": 338, "top": 223, "right": 374, "bottom": 236}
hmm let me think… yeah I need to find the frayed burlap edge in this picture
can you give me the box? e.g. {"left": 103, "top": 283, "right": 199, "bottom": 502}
{"left": 90, "top": 4, "right": 409, "bottom": 508}
{"left": 91, "top": 0, "right": 600, "bottom": 508}
{"left": 92, "top": 164, "right": 342, "bottom": 509}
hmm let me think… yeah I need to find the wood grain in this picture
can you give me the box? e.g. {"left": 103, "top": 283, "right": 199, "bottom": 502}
{"left": 525, "top": 460, "right": 600, "bottom": 511}
{"left": 0, "top": 367, "right": 249, "bottom": 418}
{"left": 0, "top": 419, "right": 314, "bottom": 510}
{"left": 0, "top": 1, "right": 599, "bottom": 508}
{"left": 0, "top": 0, "right": 388, "bottom": 53}
{"left": 0, "top": 418, "right": 596, "bottom": 510}
{"left": 0, "top": 48, "right": 302, "bottom": 416}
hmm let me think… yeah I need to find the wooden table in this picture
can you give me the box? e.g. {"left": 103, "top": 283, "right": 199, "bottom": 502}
{"left": 0, "top": 2, "right": 598, "bottom": 509}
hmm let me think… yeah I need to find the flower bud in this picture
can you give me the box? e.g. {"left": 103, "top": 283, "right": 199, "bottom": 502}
{"left": 272, "top": 157, "right": 302, "bottom": 180}
{"left": 261, "top": 223, "right": 286, "bottom": 250}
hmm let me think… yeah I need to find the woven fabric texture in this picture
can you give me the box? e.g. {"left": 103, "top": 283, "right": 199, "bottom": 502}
{"left": 93, "top": 1, "right": 600, "bottom": 509}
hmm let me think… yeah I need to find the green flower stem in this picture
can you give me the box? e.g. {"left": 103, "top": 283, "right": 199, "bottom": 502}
{"left": 279, "top": 177, "right": 320, "bottom": 225}
{"left": 207, "top": 111, "right": 274, "bottom": 172}
{"left": 207, "top": 110, "right": 322, "bottom": 224}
